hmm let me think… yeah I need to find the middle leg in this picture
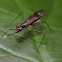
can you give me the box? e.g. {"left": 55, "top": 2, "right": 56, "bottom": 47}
{"left": 27, "top": 28, "right": 46, "bottom": 53}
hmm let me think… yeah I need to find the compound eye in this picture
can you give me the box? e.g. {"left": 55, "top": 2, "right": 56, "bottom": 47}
{"left": 17, "top": 26, "right": 20, "bottom": 28}
{"left": 16, "top": 25, "right": 21, "bottom": 29}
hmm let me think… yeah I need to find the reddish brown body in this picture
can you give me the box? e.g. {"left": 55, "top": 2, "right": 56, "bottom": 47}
{"left": 16, "top": 10, "right": 45, "bottom": 32}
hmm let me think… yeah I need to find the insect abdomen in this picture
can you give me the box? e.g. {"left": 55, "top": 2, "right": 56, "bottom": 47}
{"left": 38, "top": 10, "right": 45, "bottom": 17}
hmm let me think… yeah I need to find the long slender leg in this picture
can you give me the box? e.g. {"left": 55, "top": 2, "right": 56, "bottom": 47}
{"left": 0, "top": 31, "right": 18, "bottom": 44}
{"left": 22, "top": 12, "right": 26, "bottom": 22}
{"left": 33, "top": 21, "right": 51, "bottom": 30}
{"left": 0, "top": 29, "right": 17, "bottom": 43}
{"left": 2, "top": 29, "right": 16, "bottom": 37}
{"left": 6, "top": 12, "right": 25, "bottom": 26}
{"left": 27, "top": 28, "right": 46, "bottom": 53}
{"left": 22, "top": 12, "right": 25, "bottom": 22}
{"left": 8, "top": 12, "right": 22, "bottom": 26}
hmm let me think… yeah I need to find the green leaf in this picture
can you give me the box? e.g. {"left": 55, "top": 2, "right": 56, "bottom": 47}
{"left": 0, "top": 0, "right": 62, "bottom": 62}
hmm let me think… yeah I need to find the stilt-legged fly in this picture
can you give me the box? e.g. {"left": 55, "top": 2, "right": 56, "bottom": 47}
{"left": 1, "top": 9, "right": 51, "bottom": 53}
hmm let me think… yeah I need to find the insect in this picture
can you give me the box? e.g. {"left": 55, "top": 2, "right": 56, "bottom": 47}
{"left": 1, "top": 10, "right": 51, "bottom": 53}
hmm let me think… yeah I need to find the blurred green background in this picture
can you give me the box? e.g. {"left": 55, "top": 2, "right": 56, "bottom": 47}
{"left": 0, "top": 0, "right": 62, "bottom": 62}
